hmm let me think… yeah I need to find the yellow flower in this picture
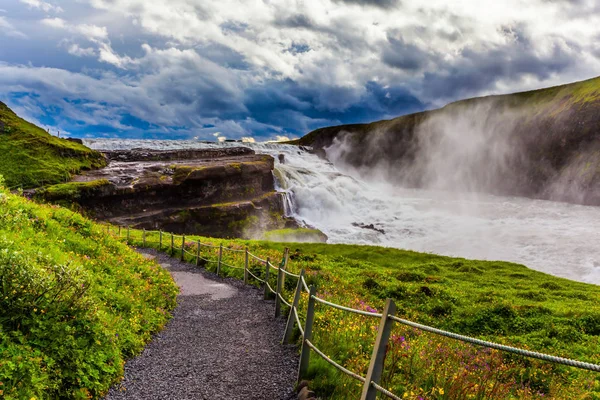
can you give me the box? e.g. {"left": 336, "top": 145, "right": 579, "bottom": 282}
{"left": 439, "top": 388, "right": 445, "bottom": 395}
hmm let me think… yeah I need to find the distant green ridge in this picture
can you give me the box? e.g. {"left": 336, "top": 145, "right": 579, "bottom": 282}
{"left": 298, "top": 76, "right": 600, "bottom": 147}
{"left": 0, "top": 102, "right": 106, "bottom": 189}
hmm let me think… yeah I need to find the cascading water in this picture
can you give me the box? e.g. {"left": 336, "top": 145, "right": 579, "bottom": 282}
{"left": 85, "top": 139, "right": 600, "bottom": 285}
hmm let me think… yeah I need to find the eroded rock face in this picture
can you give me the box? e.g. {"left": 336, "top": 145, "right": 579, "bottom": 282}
{"left": 41, "top": 147, "right": 296, "bottom": 238}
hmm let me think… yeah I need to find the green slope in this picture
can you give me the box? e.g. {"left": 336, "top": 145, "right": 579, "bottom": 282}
{"left": 0, "top": 181, "right": 178, "bottom": 399}
{"left": 298, "top": 76, "right": 600, "bottom": 147}
{"left": 0, "top": 102, "right": 106, "bottom": 189}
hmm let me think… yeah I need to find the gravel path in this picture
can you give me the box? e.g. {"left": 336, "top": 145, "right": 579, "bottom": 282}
{"left": 105, "top": 249, "right": 298, "bottom": 400}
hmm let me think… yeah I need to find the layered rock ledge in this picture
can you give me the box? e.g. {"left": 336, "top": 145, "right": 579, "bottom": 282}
{"left": 36, "top": 147, "right": 296, "bottom": 238}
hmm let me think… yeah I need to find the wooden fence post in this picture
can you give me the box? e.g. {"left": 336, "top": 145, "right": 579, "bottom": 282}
{"left": 143, "top": 228, "right": 146, "bottom": 247}
{"left": 170, "top": 233, "right": 174, "bottom": 256}
{"left": 275, "top": 262, "right": 284, "bottom": 318}
{"left": 196, "top": 240, "right": 200, "bottom": 266}
{"left": 244, "top": 246, "right": 249, "bottom": 285}
{"left": 127, "top": 226, "right": 130, "bottom": 244}
{"left": 217, "top": 244, "right": 223, "bottom": 276}
{"left": 297, "top": 285, "right": 316, "bottom": 382}
{"left": 118, "top": 225, "right": 121, "bottom": 237}
{"left": 159, "top": 230, "right": 162, "bottom": 250}
{"left": 180, "top": 235, "right": 185, "bottom": 261}
{"left": 283, "top": 269, "right": 305, "bottom": 344}
{"left": 360, "top": 299, "right": 397, "bottom": 400}
{"left": 263, "top": 257, "right": 271, "bottom": 300}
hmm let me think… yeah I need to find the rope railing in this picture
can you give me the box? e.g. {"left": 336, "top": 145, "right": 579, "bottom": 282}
{"left": 387, "top": 315, "right": 600, "bottom": 372}
{"left": 371, "top": 382, "right": 402, "bottom": 400}
{"left": 247, "top": 269, "right": 265, "bottom": 283}
{"left": 112, "top": 224, "right": 600, "bottom": 400}
{"left": 293, "top": 308, "right": 304, "bottom": 337}
{"left": 305, "top": 340, "right": 366, "bottom": 383}
{"left": 199, "top": 242, "right": 221, "bottom": 248}
{"left": 312, "top": 295, "right": 383, "bottom": 318}
{"left": 300, "top": 276, "right": 310, "bottom": 294}
{"left": 248, "top": 253, "right": 267, "bottom": 263}
{"left": 278, "top": 292, "right": 292, "bottom": 308}
{"left": 281, "top": 268, "right": 301, "bottom": 278}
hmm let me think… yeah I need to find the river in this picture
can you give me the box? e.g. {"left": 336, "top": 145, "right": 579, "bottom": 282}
{"left": 85, "top": 139, "right": 600, "bottom": 285}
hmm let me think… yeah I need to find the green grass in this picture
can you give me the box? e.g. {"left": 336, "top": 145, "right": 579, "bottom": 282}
{"left": 123, "top": 229, "right": 600, "bottom": 399}
{"left": 0, "top": 179, "right": 178, "bottom": 399}
{"left": 0, "top": 102, "right": 106, "bottom": 189}
{"left": 35, "top": 179, "right": 112, "bottom": 202}
{"left": 263, "top": 228, "right": 327, "bottom": 242}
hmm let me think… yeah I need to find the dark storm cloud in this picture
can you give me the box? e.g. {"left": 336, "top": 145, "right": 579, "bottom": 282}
{"left": 382, "top": 34, "right": 432, "bottom": 71}
{"left": 422, "top": 33, "right": 577, "bottom": 99}
{"left": 244, "top": 79, "right": 425, "bottom": 133}
{"left": 275, "top": 14, "right": 314, "bottom": 29}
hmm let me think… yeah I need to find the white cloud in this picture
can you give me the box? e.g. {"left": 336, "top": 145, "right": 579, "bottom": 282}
{"left": 0, "top": 16, "right": 27, "bottom": 39}
{"left": 217, "top": 136, "right": 226, "bottom": 142}
{"left": 20, "top": 0, "right": 63, "bottom": 13}
{"left": 41, "top": 18, "right": 107, "bottom": 40}
{"left": 41, "top": 17, "right": 66, "bottom": 29}
{"left": 79, "top": 0, "right": 600, "bottom": 103}
{"left": 241, "top": 137, "right": 255, "bottom": 143}
{"left": 67, "top": 43, "right": 96, "bottom": 57}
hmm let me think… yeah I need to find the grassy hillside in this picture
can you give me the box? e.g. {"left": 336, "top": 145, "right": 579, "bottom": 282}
{"left": 0, "top": 102, "right": 106, "bottom": 189}
{"left": 297, "top": 76, "right": 600, "bottom": 206}
{"left": 297, "top": 76, "right": 600, "bottom": 147}
{"left": 0, "top": 180, "right": 178, "bottom": 399}
{"left": 124, "top": 229, "right": 600, "bottom": 399}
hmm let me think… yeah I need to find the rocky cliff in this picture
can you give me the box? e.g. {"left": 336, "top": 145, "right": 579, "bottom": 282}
{"left": 297, "top": 76, "right": 600, "bottom": 206}
{"left": 36, "top": 147, "right": 295, "bottom": 238}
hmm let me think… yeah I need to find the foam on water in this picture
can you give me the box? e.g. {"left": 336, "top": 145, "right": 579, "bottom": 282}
{"left": 85, "top": 139, "right": 600, "bottom": 284}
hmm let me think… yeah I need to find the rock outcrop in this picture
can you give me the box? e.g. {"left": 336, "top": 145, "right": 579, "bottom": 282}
{"left": 36, "top": 147, "right": 296, "bottom": 238}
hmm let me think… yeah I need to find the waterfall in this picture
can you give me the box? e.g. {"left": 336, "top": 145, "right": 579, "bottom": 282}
{"left": 84, "top": 138, "right": 600, "bottom": 284}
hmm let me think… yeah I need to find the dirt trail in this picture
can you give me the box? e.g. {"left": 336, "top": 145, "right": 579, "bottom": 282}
{"left": 104, "top": 249, "right": 298, "bottom": 400}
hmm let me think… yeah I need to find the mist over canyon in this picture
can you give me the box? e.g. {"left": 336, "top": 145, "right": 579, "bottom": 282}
{"left": 300, "top": 76, "right": 600, "bottom": 206}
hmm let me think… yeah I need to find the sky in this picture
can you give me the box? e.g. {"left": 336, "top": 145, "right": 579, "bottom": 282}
{"left": 0, "top": 0, "right": 599, "bottom": 141}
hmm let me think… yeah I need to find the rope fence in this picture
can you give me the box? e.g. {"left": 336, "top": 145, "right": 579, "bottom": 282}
{"left": 107, "top": 224, "right": 600, "bottom": 400}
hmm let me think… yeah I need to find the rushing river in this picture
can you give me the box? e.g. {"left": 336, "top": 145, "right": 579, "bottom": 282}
{"left": 85, "top": 139, "right": 600, "bottom": 285}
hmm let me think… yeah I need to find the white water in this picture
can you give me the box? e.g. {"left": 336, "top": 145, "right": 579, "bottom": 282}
{"left": 85, "top": 139, "right": 600, "bottom": 285}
